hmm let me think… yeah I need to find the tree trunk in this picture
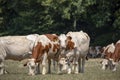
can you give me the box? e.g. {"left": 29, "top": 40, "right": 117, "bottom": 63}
{"left": 73, "top": 17, "right": 77, "bottom": 31}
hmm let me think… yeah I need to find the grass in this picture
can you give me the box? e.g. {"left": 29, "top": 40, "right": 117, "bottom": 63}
{"left": 0, "top": 58, "right": 120, "bottom": 80}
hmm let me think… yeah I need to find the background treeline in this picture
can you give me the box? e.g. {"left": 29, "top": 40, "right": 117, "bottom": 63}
{"left": 0, "top": 0, "right": 120, "bottom": 46}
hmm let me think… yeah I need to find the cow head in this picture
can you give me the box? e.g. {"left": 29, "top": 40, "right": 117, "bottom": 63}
{"left": 58, "top": 54, "right": 69, "bottom": 72}
{"left": 58, "top": 34, "right": 75, "bottom": 72}
{"left": 59, "top": 34, "right": 74, "bottom": 52}
{"left": 24, "top": 59, "right": 37, "bottom": 76}
{"left": 59, "top": 34, "right": 67, "bottom": 49}
{"left": 101, "top": 59, "right": 109, "bottom": 70}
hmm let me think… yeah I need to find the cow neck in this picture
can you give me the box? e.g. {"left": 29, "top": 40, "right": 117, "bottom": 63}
{"left": 32, "top": 42, "right": 42, "bottom": 62}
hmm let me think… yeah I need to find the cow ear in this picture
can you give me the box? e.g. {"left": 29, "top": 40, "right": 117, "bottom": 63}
{"left": 67, "top": 36, "right": 72, "bottom": 40}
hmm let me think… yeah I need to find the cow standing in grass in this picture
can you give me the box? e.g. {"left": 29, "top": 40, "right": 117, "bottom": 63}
{"left": 58, "top": 31, "right": 90, "bottom": 74}
{"left": 101, "top": 40, "right": 120, "bottom": 71}
{"left": 0, "top": 34, "right": 39, "bottom": 75}
{"left": 25, "top": 34, "right": 67, "bottom": 75}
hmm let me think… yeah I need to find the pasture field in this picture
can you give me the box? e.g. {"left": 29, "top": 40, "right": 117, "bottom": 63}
{"left": 0, "top": 59, "right": 120, "bottom": 80}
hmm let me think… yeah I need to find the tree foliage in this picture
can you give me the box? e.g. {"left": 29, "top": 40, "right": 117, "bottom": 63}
{"left": 0, "top": 0, "right": 120, "bottom": 45}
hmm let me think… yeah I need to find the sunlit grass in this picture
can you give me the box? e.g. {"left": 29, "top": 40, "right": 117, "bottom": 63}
{"left": 0, "top": 59, "right": 120, "bottom": 80}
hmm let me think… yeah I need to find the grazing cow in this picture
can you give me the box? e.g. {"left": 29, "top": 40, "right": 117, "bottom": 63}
{"left": 25, "top": 34, "right": 66, "bottom": 75}
{"left": 0, "top": 34, "right": 39, "bottom": 75}
{"left": 58, "top": 31, "right": 90, "bottom": 74}
{"left": 101, "top": 43, "right": 115, "bottom": 70}
{"left": 101, "top": 40, "right": 120, "bottom": 71}
{"left": 110, "top": 40, "right": 120, "bottom": 71}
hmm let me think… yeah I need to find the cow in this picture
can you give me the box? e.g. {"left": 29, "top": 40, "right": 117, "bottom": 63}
{"left": 0, "top": 34, "right": 39, "bottom": 75}
{"left": 88, "top": 46, "right": 96, "bottom": 58}
{"left": 95, "top": 46, "right": 102, "bottom": 58}
{"left": 58, "top": 31, "right": 90, "bottom": 74}
{"left": 88, "top": 46, "right": 102, "bottom": 58}
{"left": 110, "top": 40, "right": 120, "bottom": 71}
{"left": 24, "top": 34, "right": 67, "bottom": 75}
{"left": 101, "top": 43, "right": 115, "bottom": 70}
{"left": 101, "top": 40, "right": 120, "bottom": 71}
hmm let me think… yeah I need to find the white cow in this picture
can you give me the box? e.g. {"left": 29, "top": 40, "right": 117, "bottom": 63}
{"left": 0, "top": 34, "right": 39, "bottom": 75}
{"left": 58, "top": 31, "right": 90, "bottom": 74}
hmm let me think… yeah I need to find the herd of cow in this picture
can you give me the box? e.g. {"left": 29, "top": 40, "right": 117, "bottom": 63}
{"left": 0, "top": 31, "right": 119, "bottom": 76}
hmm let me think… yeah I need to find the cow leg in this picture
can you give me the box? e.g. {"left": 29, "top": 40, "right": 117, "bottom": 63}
{"left": 36, "top": 63, "right": 40, "bottom": 74}
{"left": 0, "top": 62, "right": 4, "bottom": 75}
{"left": 41, "top": 53, "right": 47, "bottom": 75}
{"left": 67, "top": 62, "right": 72, "bottom": 74}
{"left": 74, "top": 61, "right": 79, "bottom": 74}
{"left": 112, "top": 65, "right": 117, "bottom": 72}
{"left": 53, "top": 60, "right": 56, "bottom": 71}
{"left": 112, "top": 61, "right": 117, "bottom": 72}
{"left": 57, "top": 63, "right": 62, "bottom": 74}
{"left": 78, "top": 58, "right": 81, "bottom": 73}
{"left": 48, "top": 59, "right": 51, "bottom": 74}
{"left": 81, "top": 57, "right": 85, "bottom": 73}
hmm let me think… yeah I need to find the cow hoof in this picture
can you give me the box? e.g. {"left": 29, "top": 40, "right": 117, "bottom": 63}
{"left": 74, "top": 72, "right": 79, "bottom": 74}
{"left": 67, "top": 71, "right": 71, "bottom": 74}
{"left": 28, "top": 73, "right": 35, "bottom": 76}
{"left": 112, "top": 69, "right": 116, "bottom": 72}
{"left": 4, "top": 70, "right": 9, "bottom": 74}
{"left": 42, "top": 72, "right": 46, "bottom": 75}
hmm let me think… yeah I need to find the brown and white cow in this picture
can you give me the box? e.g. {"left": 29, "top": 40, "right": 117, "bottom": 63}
{"left": 25, "top": 34, "right": 67, "bottom": 75}
{"left": 101, "top": 43, "right": 115, "bottom": 70}
{"left": 58, "top": 31, "right": 90, "bottom": 74}
{"left": 110, "top": 40, "right": 120, "bottom": 71}
{"left": 101, "top": 40, "right": 120, "bottom": 71}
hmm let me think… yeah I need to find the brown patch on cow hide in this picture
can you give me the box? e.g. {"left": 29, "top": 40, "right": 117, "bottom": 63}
{"left": 66, "top": 41, "right": 75, "bottom": 50}
{"left": 104, "top": 47, "right": 114, "bottom": 60}
{"left": 66, "top": 36, "right": 75, "bottom": 51}
{"left": 53, "top": 44, "right": 60, "bottom": 52}
{"left": 45, "top": 34, "right": 58, "bottom": 42}
{"left": 44, "top": 43, "right": 51, "bottom": 53}
{"left": 48, "top": 43, "right": 52, "bottom": 48}
{"left": 32, "top": 42, "right": 43, "bottom": 62}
